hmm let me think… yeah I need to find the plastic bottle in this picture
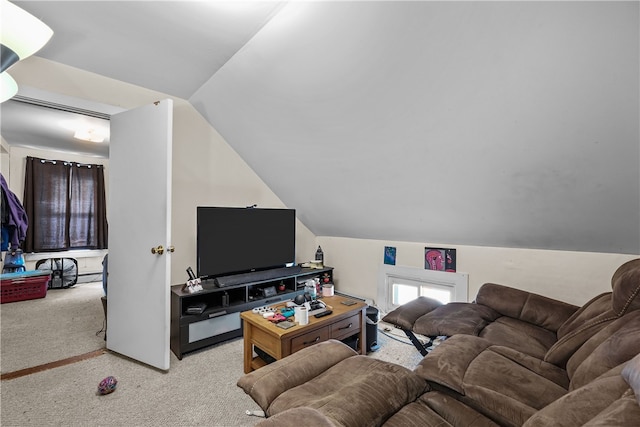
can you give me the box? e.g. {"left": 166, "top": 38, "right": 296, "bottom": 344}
{"left": 304, "top": 280, "right": 317, "bottom": 299}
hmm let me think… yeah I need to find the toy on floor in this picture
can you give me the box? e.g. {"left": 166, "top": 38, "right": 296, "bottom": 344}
{"left": 97, "top": 376, "right": 117, "bottom": 395}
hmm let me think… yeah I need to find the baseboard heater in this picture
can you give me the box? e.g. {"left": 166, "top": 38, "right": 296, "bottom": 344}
{"left": 77, "top": 272, "right": 103, "bottom": 284}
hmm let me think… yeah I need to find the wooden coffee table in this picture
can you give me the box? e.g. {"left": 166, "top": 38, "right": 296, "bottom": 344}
{"left": 241, "top": 295, "right": 367, "bottom": 373}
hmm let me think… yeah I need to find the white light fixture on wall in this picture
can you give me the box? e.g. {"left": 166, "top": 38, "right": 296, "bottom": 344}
{"left": 0, "top": 0, "right": 54, "bottom": 102}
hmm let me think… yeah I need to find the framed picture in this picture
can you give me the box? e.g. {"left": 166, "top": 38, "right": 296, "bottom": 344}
{"left": 424, "top": 247, "right": 456, "bottom": 272}
{"left": 384, "top": 246, "right": 397, "bottom": 265}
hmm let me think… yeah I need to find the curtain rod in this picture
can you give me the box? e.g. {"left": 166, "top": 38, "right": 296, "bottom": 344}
{"left": 12, "top": 95, "right": 111, "bottom": 121}
{"left": 33, "top": 157, "right": 101, "bottom": 168}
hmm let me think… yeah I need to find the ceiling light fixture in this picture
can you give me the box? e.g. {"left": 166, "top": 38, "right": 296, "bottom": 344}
{"left": 0, "top": 71, "right": 17, "bottom": 102}
{"left": 0, "top": 0, "right": 54, "bottom": 102}
{"left": 74, "top": 129, "right": 105, "bottom": 143}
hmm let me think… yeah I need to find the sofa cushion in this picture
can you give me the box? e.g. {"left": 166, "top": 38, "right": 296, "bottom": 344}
{"left": 268, "top": 355, "right": 428, "bottom": 426}
{"left": 381, "top": 296, "right": 443, "bottom": 331}
{"left": 523, "top": 364, "right": 639, "bottom": 427}
{"left": 237, "top": 339, "right": 358, "bottom": 411}
{"left": 418, "top": 391, "right": 501, "bottom": 427}
{"left": 450, "top": 350, "right": 565, "bottom": 424}
{"left": 383, "top": 391, "right": 500, "bottom": 427}
{"left": 478, "top": 316, "right": 558, "bottom": 359}
{"left": 475, "top": 283, "right": 578, "bottom": 331}
{"left": 412, "top": 302, "right": 500, "bottom": 337}
{"left": 488, "top": 346, "right": 570, "bottom": 388}
{"left": 414, "top": 335, "right": 494, "bottom": 394}
{"left": 382, "top": 402, "right": 454, "bottom": 427}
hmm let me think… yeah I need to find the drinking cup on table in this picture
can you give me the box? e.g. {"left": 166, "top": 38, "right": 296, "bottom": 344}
{"left": 298, "top": 307, "right": 309, "bottom": 325}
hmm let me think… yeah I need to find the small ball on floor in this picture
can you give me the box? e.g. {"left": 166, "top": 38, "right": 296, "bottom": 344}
{"left": 97, "top": 376, "right": 117, "bottom": 395}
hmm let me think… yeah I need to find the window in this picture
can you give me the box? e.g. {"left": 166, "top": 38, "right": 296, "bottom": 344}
{"left": 392, "top": 278, "right": 453, "bottom": 306}
{"left": 377, "top": 264, "right": 468, "bottom": 314}
{"left": 23, "top": 156, "right": 108, "bottom": 252}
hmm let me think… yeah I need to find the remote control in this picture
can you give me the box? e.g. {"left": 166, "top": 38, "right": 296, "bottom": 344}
{"left": 314, "top": 310, "right": 333, "bottom": 318}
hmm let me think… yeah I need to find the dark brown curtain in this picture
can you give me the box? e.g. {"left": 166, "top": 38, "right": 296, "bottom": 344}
{"left": 24, "top": 157, "right": 70, "bottom": 251}
{"left": 24, "top": 157, "right": 108, "bottom": 252}
{"left": 69, "top": 164, "right": 108, "bottom": 249}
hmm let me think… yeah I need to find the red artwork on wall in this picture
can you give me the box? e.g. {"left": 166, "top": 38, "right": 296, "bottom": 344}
{"left": 424, "top": 248, "right": 456, "bottom": 272}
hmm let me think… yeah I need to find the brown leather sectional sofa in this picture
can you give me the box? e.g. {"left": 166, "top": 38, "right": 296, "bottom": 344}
{"left": 237, "top": 259, "right": 640, "bottom": 426}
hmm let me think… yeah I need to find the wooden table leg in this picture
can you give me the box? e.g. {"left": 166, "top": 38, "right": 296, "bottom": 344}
{"left": 359, "top": 308, "right": 367, "bottom": 355}
{"left": 243, "top": 321, "right": 253, "bottom": 373}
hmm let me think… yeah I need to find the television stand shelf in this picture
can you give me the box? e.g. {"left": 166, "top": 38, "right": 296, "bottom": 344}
{"left": 170, "top": 266, "right": 333, "bottom": 359}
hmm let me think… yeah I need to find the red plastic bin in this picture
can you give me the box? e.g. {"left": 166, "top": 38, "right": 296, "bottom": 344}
{"left": 0, "top": 271, "right": 51, "bottom": 303}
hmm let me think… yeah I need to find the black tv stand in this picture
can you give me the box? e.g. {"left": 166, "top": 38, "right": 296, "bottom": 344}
{"left": 215, "top": 265, "right": 303, "bottom": 287}
{"left": 170, "top": 265, "right": 333, "bottom": 359}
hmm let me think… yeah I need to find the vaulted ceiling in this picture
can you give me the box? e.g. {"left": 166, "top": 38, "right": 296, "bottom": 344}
{"left": 2, "top": 1, "right": 639, "bottom": 255}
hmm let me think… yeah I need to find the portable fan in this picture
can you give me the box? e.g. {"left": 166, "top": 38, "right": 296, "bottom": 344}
{"left": 36, "top": 258, "right": 79, "bottom": 288}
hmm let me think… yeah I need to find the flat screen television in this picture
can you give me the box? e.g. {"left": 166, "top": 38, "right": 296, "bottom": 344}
{"left": 196, "top": 207, "right": 296, "bottom": 279}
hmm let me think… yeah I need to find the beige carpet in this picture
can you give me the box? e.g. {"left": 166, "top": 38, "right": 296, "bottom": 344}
{"left": 1, "top": 282, "right": 107, "bottom": 373}
{"left": 0, "top": 282, "right": 423, "bottom": 426}
{"left": 1, "top": 339, "right": 267, "bottom": 426}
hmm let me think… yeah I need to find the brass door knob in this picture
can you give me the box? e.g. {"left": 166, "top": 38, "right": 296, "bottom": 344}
{"left": 151, "top": 245, "right": 164, "bottom": 255}
{"left": 167, "top": 245, "right": 175, "bottom": 253}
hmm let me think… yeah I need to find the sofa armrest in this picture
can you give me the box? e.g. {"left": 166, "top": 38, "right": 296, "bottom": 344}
{"left": 237, "top": 339, "right": 357, "bottom": 411}
{"left": 476, "top": 283, "right": 579, "bottom": 332}
{"left": 522, "top": 364, "right": 635, "bottom": 427}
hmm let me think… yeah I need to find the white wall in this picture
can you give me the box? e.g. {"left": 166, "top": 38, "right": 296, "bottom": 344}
{"left": 319, "top": 236, "right": 637, "bottom": 307}
{"left": 1, "top": 137, "right": 10, "bottom": 180}
{"left": 169, "top": 100, "right": 317, "bottom": 284}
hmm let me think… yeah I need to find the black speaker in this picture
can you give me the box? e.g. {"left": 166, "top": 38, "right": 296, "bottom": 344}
{"left": 294, "top": 292, "right": 311, "bottom": 305}
{"left": 366, "top": 306, "right": 380, "bottom": 352}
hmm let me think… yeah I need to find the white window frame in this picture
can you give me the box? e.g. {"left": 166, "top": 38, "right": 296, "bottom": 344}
{"left": 377, "top": 264, "right": 469, "bottom": 314}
